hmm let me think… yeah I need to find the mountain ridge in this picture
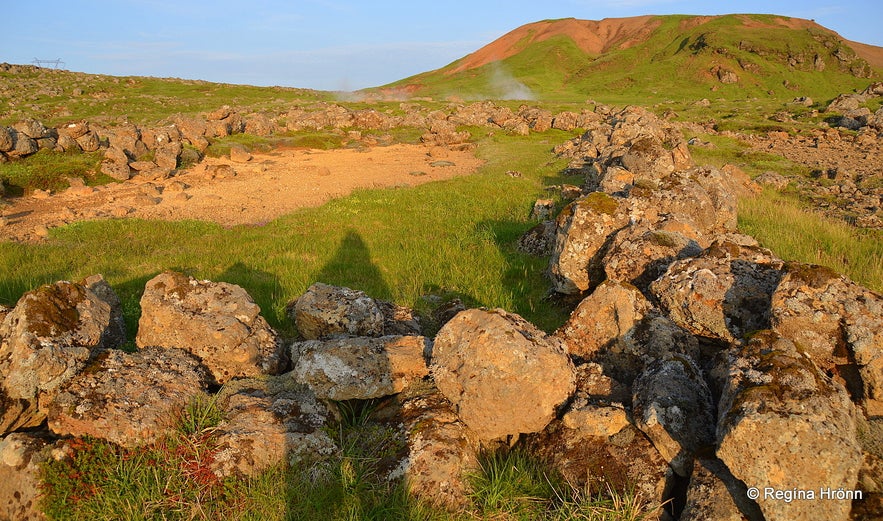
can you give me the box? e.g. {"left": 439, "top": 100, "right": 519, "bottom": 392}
{"left": 381, "top": 14, "right": 883, "bottom": 102}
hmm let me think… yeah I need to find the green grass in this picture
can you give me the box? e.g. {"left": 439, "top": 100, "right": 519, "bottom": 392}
{"left": 687, "top": 133, "right": 813, "bottom": 178}
{"left": 40, "top": 395, "right": 656, "bottom": 521}
{"left": 381, "top": 14, "right": 878, "bottom": 105}
{"left": 0, "top": 132, "right": 575, "bottom": 337}
{"left": 0, "top": 149, "right": 106, "bottom": 195}
{"left": 739, "top": 189, "right": 883, "bottom": 292}
{"left": 0, "top": 69, "right": 331, "bottom": 127}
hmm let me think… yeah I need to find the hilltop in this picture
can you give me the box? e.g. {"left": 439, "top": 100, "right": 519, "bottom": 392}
{"left": 379, "top": 14, "right": 882, "bottom": 103}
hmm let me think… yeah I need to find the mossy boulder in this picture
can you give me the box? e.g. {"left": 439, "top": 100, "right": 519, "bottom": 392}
{"left": 716, "top": 332, "right": 863, "bottom": 521}
{"left": 548, "top": 193, "right": 629, "bottom": 294}
{"left": 770, "top": 262, "right": 883, "bottom": 414}
{"left": 0, "top": 278, "right": 125, "bottom": 435}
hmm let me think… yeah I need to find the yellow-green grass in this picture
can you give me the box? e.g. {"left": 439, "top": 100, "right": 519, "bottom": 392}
{"left": 0, "top": 69, "right": 331, "bottom": 127}
{"left": 41, "top": 394, "right": 657, "bottom": 521}
{"left": 739, "top": 189, "right": 883, "bottom": 292}
{"left": 0, "top": 131, "right": 577, "bottom": 338}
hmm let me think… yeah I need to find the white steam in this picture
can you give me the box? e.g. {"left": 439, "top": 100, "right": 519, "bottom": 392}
{"left": 489, "top": 62, "right": 535, "bottom": 100}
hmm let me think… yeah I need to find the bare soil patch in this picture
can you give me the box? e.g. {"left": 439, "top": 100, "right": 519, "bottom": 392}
{"left": 0, "top": 144, "right": 484, "bottom": 241}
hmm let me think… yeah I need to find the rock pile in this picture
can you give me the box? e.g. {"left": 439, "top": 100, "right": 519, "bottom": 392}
{"left": 0, "top": 100, "right": 602, "bottom": 188}
{"left": 1, "top": 107, "right": 881, "bottom": 520}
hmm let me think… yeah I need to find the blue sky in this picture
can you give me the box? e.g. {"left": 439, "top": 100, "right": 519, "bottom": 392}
{"left": 2, "top": 0, "right": 881, "bottom": 91}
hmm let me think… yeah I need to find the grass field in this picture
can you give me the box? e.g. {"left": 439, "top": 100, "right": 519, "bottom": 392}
{"left": 0, "top": 130, "right": 577, "bottom": 339}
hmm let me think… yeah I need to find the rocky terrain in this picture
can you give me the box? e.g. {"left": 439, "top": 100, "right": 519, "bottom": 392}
{"left": 747, "top": 83, "right": 883, "bottom": 229}
{"left": 1, "top": 106, "right": 881, "bottom": 520}
{"left": 0, "top": 97, "right": 610, "bottom": 241}
{"left": 3, "top": 83, "right": 882, "bottom": 244}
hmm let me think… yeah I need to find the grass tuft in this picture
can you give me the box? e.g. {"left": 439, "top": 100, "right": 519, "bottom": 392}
{"left": 739, "top": 189, "right": 883, "bottom": 292}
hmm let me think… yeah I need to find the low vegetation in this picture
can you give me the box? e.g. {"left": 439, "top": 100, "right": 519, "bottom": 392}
{"left": 384, "top": 14, "right": 876, "bottom": 104}
{"left": 40, "top": 395, "right": 658, "bottom": 521}
{"left": 0, "top": 131, "right": 576, "bottom": 338}
{"left": 739, "top": 189, "right": 883, "bottom": 292}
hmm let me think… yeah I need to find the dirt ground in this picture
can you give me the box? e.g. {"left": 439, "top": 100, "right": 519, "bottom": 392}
{"left": 0, "top": 144, "right": 484, "bottom": 242}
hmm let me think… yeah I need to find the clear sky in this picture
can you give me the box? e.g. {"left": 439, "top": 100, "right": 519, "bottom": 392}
{"left": 2, "top": 0, "right": 881, "bottom": 91}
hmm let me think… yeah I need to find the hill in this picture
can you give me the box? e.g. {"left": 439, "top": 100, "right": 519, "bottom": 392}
{"left": 378, "top": 14, "right": 882, "bottom": 103}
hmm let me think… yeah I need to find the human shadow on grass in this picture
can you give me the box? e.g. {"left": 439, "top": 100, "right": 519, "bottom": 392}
{"left": 310, "top": 229, "right": 393, "bottom": 301}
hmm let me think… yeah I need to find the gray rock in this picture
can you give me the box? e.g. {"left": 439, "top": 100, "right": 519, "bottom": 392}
{"left": 681, "top": 458, "right": 763, "bottom": 521}
{"left": 632, "top": 357, "right": 716, "bottom": 476}
{"left": 75, "top": 131, "right": 100, "bottom": 152}
{"left": 80, "top": 274, "right": 126, "bottom": 350}
{"left": 0, "top": 432, "right": 55, "bottom": 521}
{"left": 602, "top": 224, "right": 704, "bottom": 292}
{"left": 0, "top": 127, "right": 12, "bottom": 152}
{"left": 154, "top": 141, "right": 182, "bottom": 170}
{"left": 291, "top": 335, "right": 429, "bottom": 400}
{"left": 291, "top": 282, "right": 384, "bottom": 340}
{"left": 555, "top": 280, "right": 652, "bottom": 360}
{"left": 376, "top": 299, "right": 422, "bottom": 336}
{"left": 210, "top": 375, "right": 336, "bottom": 478}
{"left": 716, "top": 332, "right": 863, "bottom": 521}
{"left": 770, "top": 262, "right": 883, "bottom": 414}
{"left": 431, "top": 308, "right": 575, "bottom": 441}
{"left": 619, "top": 136, "right": 675, "bottom": 181}
{"left": 48, "top": 346, "right": 210, "bottom": 447}
{"left": 755, "top": 171, "right": 789, "bottom": 190}
{"left": 0, "top": 279, "right": 123, "bottom": 434}
{"left": 394, "top": 381, "right": 480, "bottom": 510}
{"left": 12, "top": 118, "right": 51, "bottom": 139}
{"left": 548, "top": 192, "right": 630, "bottom": 294}
{"left": 7, "top": 129, "right": 38, "bottom": 158}
{"left": 517, "top": 220, "right": 556, "bottom": 256}
{"left": 650, "top": 239, "right": 784, "bottom": 344}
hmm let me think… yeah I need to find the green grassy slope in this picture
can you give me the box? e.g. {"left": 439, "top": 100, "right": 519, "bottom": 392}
{"left": 380, "top": 14, "right": 880, "bottom": 104}
{"left": 0, "top": 67, "right": 331, "bottom": 127}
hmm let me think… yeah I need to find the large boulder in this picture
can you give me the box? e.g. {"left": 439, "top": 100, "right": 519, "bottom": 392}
{"left": 136, "top": 271, "right": 285, "bottom": 385}
{"left": 6, "top": 129, "right": 38, "bottom": 158}
{"left": 394, "top": 381, "right": 480, "bottom": 510}
{"left": 770, "top": 262, "right": 883, "bottom": 413}
{"left": 627, "top": 174, "right": 723, "bottom": 236}
{"left": 11, "top": 119, "right": 52, "bottom": 140}
{"left": 47, "top": 346, "right": 210, "bottom": 447}
{"left": 554, "top": 280, "right": 652, "bottom": 360}
{"left": 210, "top": 375, "right": 336, "bottom": 478}
{"left": 602, "top": 225, "right": 704, "bottom": 292}
{"left": 291, "top": 335, "right": 429, "bottom": 400}
{"left": 716, "top": 332, "right": 863, "bottom": 521}
{"left": 619, "top": 136, "right": 675, "bottom": 181}
{"left": 290, "top": 282, "right": 384, "bottom": 340}
{"left": 650, "top": 239, "right": 784, "bottom": 344}
{"left": 431, "top": 309, "right": 575, "bottom": 441}
{"left": 632, "top": 357, "right": 716, "bottom": 477}
{"left": 548, "top": 192, "right": 630, "bottom": 294}
{"left": 0, "top": 278, "right": 124, "bottom": 434}
{"left": 154, "top": 141, "right": 182, "bottom": 170}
